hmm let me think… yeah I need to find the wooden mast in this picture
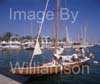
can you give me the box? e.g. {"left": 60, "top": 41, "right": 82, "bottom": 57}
{"left": 53, "top": 0, "right": 60, "bottom": 65}
{"left": 55, "top": 0, "right": 60, "bottom": 54}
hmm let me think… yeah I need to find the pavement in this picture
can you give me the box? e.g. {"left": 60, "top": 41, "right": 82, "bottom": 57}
{"left": 0, "top": 74, "right": 21, "bottom": 84}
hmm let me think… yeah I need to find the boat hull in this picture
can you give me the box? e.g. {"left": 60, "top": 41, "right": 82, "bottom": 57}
{"left": 10, "top": 58, "right": 89, "bottom": 76}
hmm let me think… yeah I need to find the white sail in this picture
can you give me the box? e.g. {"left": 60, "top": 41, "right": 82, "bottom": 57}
{"left": 29, "top": 0, "right": 49, "bottom": 66}
{"left": 33, "top": 40, "right": 42, "bottom": 55}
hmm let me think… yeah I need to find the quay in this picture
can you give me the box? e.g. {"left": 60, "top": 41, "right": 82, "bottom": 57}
{"left": 0, "top": 74, "right": 20, "bottom": 84}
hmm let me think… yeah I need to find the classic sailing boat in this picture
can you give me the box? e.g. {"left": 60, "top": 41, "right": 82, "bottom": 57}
{"left": 10, "top": 0, "right": 91, "bottom": 76}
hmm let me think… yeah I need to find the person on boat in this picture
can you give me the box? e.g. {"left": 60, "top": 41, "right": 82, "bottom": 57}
{"left": 89, "top": 52, "right": 94, "bottom": 59}
{"left": 53, "top": 53, "right": 59, "bottom": 65}
{"left": 59, "top": 56, "right": 63, "bottom": 65}
{"left": 75, "top": 48, "right": 81, "bottom": 56}
{"left": 71, "top": 53, "right": 78, "bottom": 61}
{"left": 71, "top": 48, "right": 85, "bottom": 61}
{"left": 79, "top": 47, "right": 85, "bottom": 59}
{"left": 53, "top": 52, "right": 63, "bottom": 65}
{"left": 71, "top": 50, "right": 79, "bottom": 61}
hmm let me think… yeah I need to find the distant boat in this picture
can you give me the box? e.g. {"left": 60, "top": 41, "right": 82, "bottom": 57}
{"left": 1, "top": 41, "right": 10, "bottom": 49}
{"left": 22, "top": 41, "right": 35, "bottom": 50}
{"left": 9, "top": 41, "right": 21, "bottom": 49}
{"left": 10, "top": 0, "right": 91, "bottom": 76}
{"left": 1, "top": 41, "right": 21, "bottom": 50}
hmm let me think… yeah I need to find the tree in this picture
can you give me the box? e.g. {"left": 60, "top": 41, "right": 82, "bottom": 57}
{"left": 0, "top": 36, "right": 2, "bottom": 41}
{"left": 3, "top": 32, "right": 12, "bottom": 41}
{"left": 47, "top": 37, "right": 52, "bottom": 42}
{"left": 24, "top": 35, "right": 32, "bottom": 40}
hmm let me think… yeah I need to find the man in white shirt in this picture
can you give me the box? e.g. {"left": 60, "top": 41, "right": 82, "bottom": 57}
{"left": 71, "top": 53, "right": 78, "bottom": 61}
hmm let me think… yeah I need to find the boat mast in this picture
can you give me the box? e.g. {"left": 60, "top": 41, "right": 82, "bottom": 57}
{"left": 55, "top": 0, "right": 60, "bottom": 54}
{"left": 30, "top": 20, "right": 33, "bottom": 37}
{"left": 84, "top": 24, "right": 87, "bottom": 45}
{"left": 66, "top": 26, "right": 70, "bottom": 44}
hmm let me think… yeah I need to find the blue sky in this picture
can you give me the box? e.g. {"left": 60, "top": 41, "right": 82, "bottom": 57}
{"left": 0, "top": 0, "right": 100, "bottom": 42}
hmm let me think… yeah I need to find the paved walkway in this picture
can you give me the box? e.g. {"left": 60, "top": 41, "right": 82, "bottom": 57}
{"left": 0, "top": 74, "right": 20, "bottom": 84}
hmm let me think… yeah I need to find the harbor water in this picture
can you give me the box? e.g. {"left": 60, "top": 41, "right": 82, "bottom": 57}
{"left": 0, "top": 46, "right": 100, "bottom": 84}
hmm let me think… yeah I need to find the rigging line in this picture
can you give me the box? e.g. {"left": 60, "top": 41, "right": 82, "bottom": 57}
{"left": 29, "top": 0, "right": 50, "bottom": 66}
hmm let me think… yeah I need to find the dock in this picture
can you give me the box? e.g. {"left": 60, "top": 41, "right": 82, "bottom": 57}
{"left": 0, "top": 74, "right": 20, "bottom": 84}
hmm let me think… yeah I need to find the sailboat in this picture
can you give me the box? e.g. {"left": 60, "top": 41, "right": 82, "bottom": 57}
{"left": 10, "top": 0, "right": 91, "bottom": 76}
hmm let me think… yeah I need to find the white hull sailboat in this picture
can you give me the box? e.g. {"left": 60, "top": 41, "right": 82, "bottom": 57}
{"left": 1, "top": 41, "right": 21, "bottom": 50}
{"left": 10, "top": 0, "right": 92, "bottom": 76}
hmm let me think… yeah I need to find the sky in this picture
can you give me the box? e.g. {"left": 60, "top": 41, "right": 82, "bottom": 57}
{"left": 0, "top": 0, "right": 100, "bottom": 43}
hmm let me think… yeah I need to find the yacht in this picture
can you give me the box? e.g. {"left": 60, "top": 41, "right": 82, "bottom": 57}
{"left": 1, "top": 41, "right": 21, "bottom": 50}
